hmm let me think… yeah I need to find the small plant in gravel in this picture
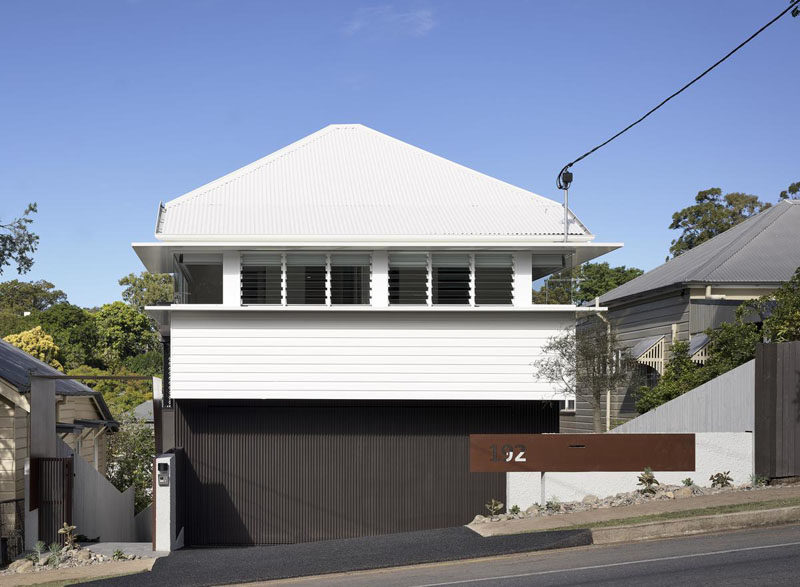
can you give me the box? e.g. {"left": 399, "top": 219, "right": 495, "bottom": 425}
{"left": 637, "top": 467, "right": 659, "bottom": 495}
{"left": 546, "top": 496, "right": 561, "bottom": 512}
{"left": 710, "top": 471, "right": 733, "bottom": 488}
{"left": 46, "top": 543, "right": 62, "bottom": 567}
{"left": 112, "top": 549, "right": 128, "bottom": 561}
{"left": 509, "top": 504, "right": 521, "bottom": 516}
{"left": 750, "top": 474, "right": 768, "bottom": 487}
{"left": 682, "top": 478, "right": 694, "bottom": 487}
{"left": 485, "top": 498, "right": 504, "bottom": 517}
{"left": 58, "top": 522, "right": 78, "bottom": 550}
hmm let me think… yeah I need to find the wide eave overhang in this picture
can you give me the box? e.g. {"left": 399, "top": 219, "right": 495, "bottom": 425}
{"left": 133, "top": 238, "right": 622, "bottom": 273}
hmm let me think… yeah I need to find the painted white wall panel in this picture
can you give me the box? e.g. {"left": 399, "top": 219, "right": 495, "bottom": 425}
{"left": 507, "top": 432, "right": 753, "bottom": 508}
{"left": 169, "top": 311, "right": 573, "bottom": 400}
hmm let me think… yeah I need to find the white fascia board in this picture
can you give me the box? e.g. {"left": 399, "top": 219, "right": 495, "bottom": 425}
{"left": 154, "top": 234, "right": 597, "bottom": 243}
{"left": 146, "top": 304, "right": 581, "bottom": 313}
{"left": 169, "top": 390, "right": 568, "bottom": 401}
{"left": 133, "top": 241, "right": 623, "bottom": 273}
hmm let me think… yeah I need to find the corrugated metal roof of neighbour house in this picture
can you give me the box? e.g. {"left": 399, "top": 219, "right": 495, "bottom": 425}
{"left": 630, "top": 335, "right": 664, "bottom": 359}
{"left": 156, "top": 124, "right": 591, "bottom": 238}
{"left": 0, "top": 339, "right": 115, "bottom": 421}
{"left": 600, "top": 200, "right": 800, "bottom": 305}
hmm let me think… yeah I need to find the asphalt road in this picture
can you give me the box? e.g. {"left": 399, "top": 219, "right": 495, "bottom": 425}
{"left": 268, "top": 524, "right": 800, "bottom": 587}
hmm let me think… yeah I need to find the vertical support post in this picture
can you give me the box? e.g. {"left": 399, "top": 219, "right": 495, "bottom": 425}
{"left": 325, "top": 253, "right": 332, "bottom": 307}
{"left": 371, "top": 250, "right": 389, "bottom": 308}
{"left": 280, "top": 253, "right": 287, "bottom": 306}
{"left": 468, "top": 253, "right": 476, "bottom": 307}
{"left": 563, "top": 188, "right": 569, "bottom": 242}
{"left": 540, "top": 471, "right": 546, "bottom": 507}
{"left": 512, "top": 252, "right": 533, "bottom": 308}
{"left": 426, "top": 253, "right": 433, "bottom": 307}
{"left": 155, "top": 453, "right": 183, "bottom": 551}
{"left": 221, "top": 251, "right": 240, "bottom": 306}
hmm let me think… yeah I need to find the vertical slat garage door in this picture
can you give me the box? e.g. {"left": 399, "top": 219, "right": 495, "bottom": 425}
{"left": 175, "top": 400, "right": 557, "bottom": 545}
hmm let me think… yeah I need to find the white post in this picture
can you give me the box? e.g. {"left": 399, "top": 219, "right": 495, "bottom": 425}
{"left": 154, "top": 453, "right": 183, "bottom": 551}
{"left": 512, "top": 252, "right": 533, "bottom": 308}
{"left": 222, "top": 251, "right": 240, "bottom": 306}
{"left": 371, "top": 250, "right": 389, "bottom": 308}
{"left": 469, "top": 253, "right": 476, "bottom": 307}
{"left": 426, "top": 253, "right": 433, "bottom": 306}
{"left": 540, "top": 471, "right": 546, "bottom": 507}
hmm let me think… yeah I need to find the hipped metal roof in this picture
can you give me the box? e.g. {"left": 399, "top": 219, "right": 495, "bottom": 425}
{"left": 0, "top": 339, "right": 116, "bottom": 422}
{"left": 155, "top": 124, "right": 592, "bottom": 240}
{"left": 600, "top": 200, "right": 800, "bottom": 305}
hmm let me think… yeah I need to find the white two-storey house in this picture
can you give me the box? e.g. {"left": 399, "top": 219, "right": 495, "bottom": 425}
{"left": 134, "top": 124, "right": 619, "bottom": 545}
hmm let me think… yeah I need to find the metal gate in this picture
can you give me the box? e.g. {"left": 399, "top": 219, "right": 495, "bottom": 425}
{"left": 175, "top": 400, "right": 558, "bottom": 545}
{"left": 32, "top": 458, "right": 73, "bottom": 545}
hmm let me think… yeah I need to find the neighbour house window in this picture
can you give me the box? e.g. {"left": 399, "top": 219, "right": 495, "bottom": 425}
{"left": 331, "top": 253, "right": 371, "bottom": 305}
{"left": 174, "top": 253, "right": 223, "bottom": 304}
{"left": 432, "top": 253, "right": 470, "bottom": 305}
{"left": 474, "top": 253, "right": 513, "bottom": 305}
{"left": 389, "top": 253, "right": 428, "bottom": 305}
{"left": 241, "top": 253, "right": 282, "bottom": 304}
{"left": 286, "top": 253, "right": 326, "bottom": 304}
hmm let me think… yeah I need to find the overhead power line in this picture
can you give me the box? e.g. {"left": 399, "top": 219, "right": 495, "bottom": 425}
{"left": 556, "top": 0, "right": 799, "bottom": 189}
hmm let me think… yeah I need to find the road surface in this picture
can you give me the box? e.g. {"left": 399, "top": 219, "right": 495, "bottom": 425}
{"left": 268, "top": 524, "right": 800, "bottom": 586}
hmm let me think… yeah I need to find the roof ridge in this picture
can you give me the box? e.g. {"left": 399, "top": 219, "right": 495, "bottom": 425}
{"left": 688, "top": 202, "right": 788, "bottom": 280}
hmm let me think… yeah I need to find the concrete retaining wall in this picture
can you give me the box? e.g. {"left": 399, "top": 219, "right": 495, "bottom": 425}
{"left": 507, "top": 432, "right": 753, "bottom": 507}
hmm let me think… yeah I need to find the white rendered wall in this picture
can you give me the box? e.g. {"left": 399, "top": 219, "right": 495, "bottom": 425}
{"left": 169, "top": 310, "right": 574, "bottom": 400}
{"left": 506, "top": 432, "right": 753, "bottom": 508}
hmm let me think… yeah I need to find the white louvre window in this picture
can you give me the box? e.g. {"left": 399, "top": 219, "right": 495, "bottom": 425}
{"left": 432, "top": 253, "right": 470, "bottom": 305}
{"left": 389, "top": 253, "right": 428, "bottom": 305}
{"left": 475, "top": 253, "right": 513, "bottom": 305}
{"left": 286, "top": 253, "right": 326, "bottom": 304}
{"left": 241, "top": 253, "right": 282, "bottom": 305}
{"left": 331, "top": 253, "right": 371, "bottom": 305}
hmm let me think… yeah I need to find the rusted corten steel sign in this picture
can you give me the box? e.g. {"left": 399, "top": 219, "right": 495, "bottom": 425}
{"left": 469, "top": 434, "right": 695, "bottom": 472}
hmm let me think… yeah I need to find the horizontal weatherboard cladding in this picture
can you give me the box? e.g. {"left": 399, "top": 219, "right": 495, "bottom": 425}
{"left": 168, "top": 311, "right": 574, "bottom": 400}
{"left": 174, "top": 399, "right": 559, "bottom": 545}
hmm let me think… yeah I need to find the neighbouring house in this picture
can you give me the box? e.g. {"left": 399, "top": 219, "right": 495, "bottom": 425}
{"left": 134, "top": 123, "right": 621, "bottom": 546}
{"left": 560, "top": 198, "right": 800, "bottom": 433}
{"left": 0, "top": 338, "right": 117, "bottom": 552}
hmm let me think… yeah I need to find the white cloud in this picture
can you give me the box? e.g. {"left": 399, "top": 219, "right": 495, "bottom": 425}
{"left": 344, "top": 5, "right": 436, "bottom": 38}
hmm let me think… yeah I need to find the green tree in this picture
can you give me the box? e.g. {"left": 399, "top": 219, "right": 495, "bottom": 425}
{"left": 106, "top": 415, "right": 154, "bottom": 513}
{"left": 118, "top": 272, "right": 174, "bottom": 313}
{"left": 0, "top": 203, "right": 39, "bottom": 275}
{"left": 68, "top": 365, "right": 151, "bottom": 418}
{"left": 0, "top": 310, "right": 28, "bottom": 338}
{"left": 3, "top": 325, "right": 63, "bottom": 370}
{"left": 636, "top": 341, "right": 703, "bottom": 414}
{"left": 123, "top": 350, "right": 163, "bottom": 378}
{"left": 779, "top": 181, "right": 799, "bottom": 200}
{"left": 94, "top": 301, "right": 157, "bottom": 367}
{"left": 668, "top": 188, "right": 770, "bottom": 258}
{"left": 533, "top": 262, "right": 643, "bottom": 305}
{"left": 0, "top": 279, "right": 67, "bottom": 313}
{"left": 33, "top": 303, "right": 100, "bottom": 370}
{"left": 535, "top": 318, "right": 630, "bottom": 432}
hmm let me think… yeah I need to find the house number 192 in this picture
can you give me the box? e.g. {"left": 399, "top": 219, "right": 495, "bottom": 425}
{"left": 489, "top": 444, "right": 526, "bottom": 462}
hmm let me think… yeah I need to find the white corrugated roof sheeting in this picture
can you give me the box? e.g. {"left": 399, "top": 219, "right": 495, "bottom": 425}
{"left": 157, "top": 124, "right": 590, "bottom": 239}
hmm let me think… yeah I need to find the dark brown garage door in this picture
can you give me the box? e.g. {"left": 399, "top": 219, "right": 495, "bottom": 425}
{"left": 174, "top": 400, "right": 557, "bottom": 545}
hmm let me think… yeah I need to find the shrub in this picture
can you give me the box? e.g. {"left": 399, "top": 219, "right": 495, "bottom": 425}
{"left": 546, "top": 496, "right": 561, "bottom": 512}
{"left": 682, "top": 478, "right": 694, "bottom": 487}
{"left": 710, "top": 471, "right": 733, "bottom": 488}
{"left": 637, "top": 467, "right": 659, "bottom": 495}
{"left": 485, "top": 498, "right": 504, "bottom": 517}
{"left": 509, "top": 504, "right": 521, "bottom": 516}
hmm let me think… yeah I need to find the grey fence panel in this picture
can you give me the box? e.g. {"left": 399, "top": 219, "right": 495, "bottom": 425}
{"left": 612, "top": 360, "right": 755, "bottom": 434}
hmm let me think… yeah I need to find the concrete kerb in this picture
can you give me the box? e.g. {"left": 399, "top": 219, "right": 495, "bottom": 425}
{"left": 591, "top": 505, "right": 800, "bottom": 545}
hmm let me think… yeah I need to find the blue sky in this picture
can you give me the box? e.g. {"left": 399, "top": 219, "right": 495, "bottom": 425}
{"left": 1, "top": 1, "right": 797, "bottom": 307}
